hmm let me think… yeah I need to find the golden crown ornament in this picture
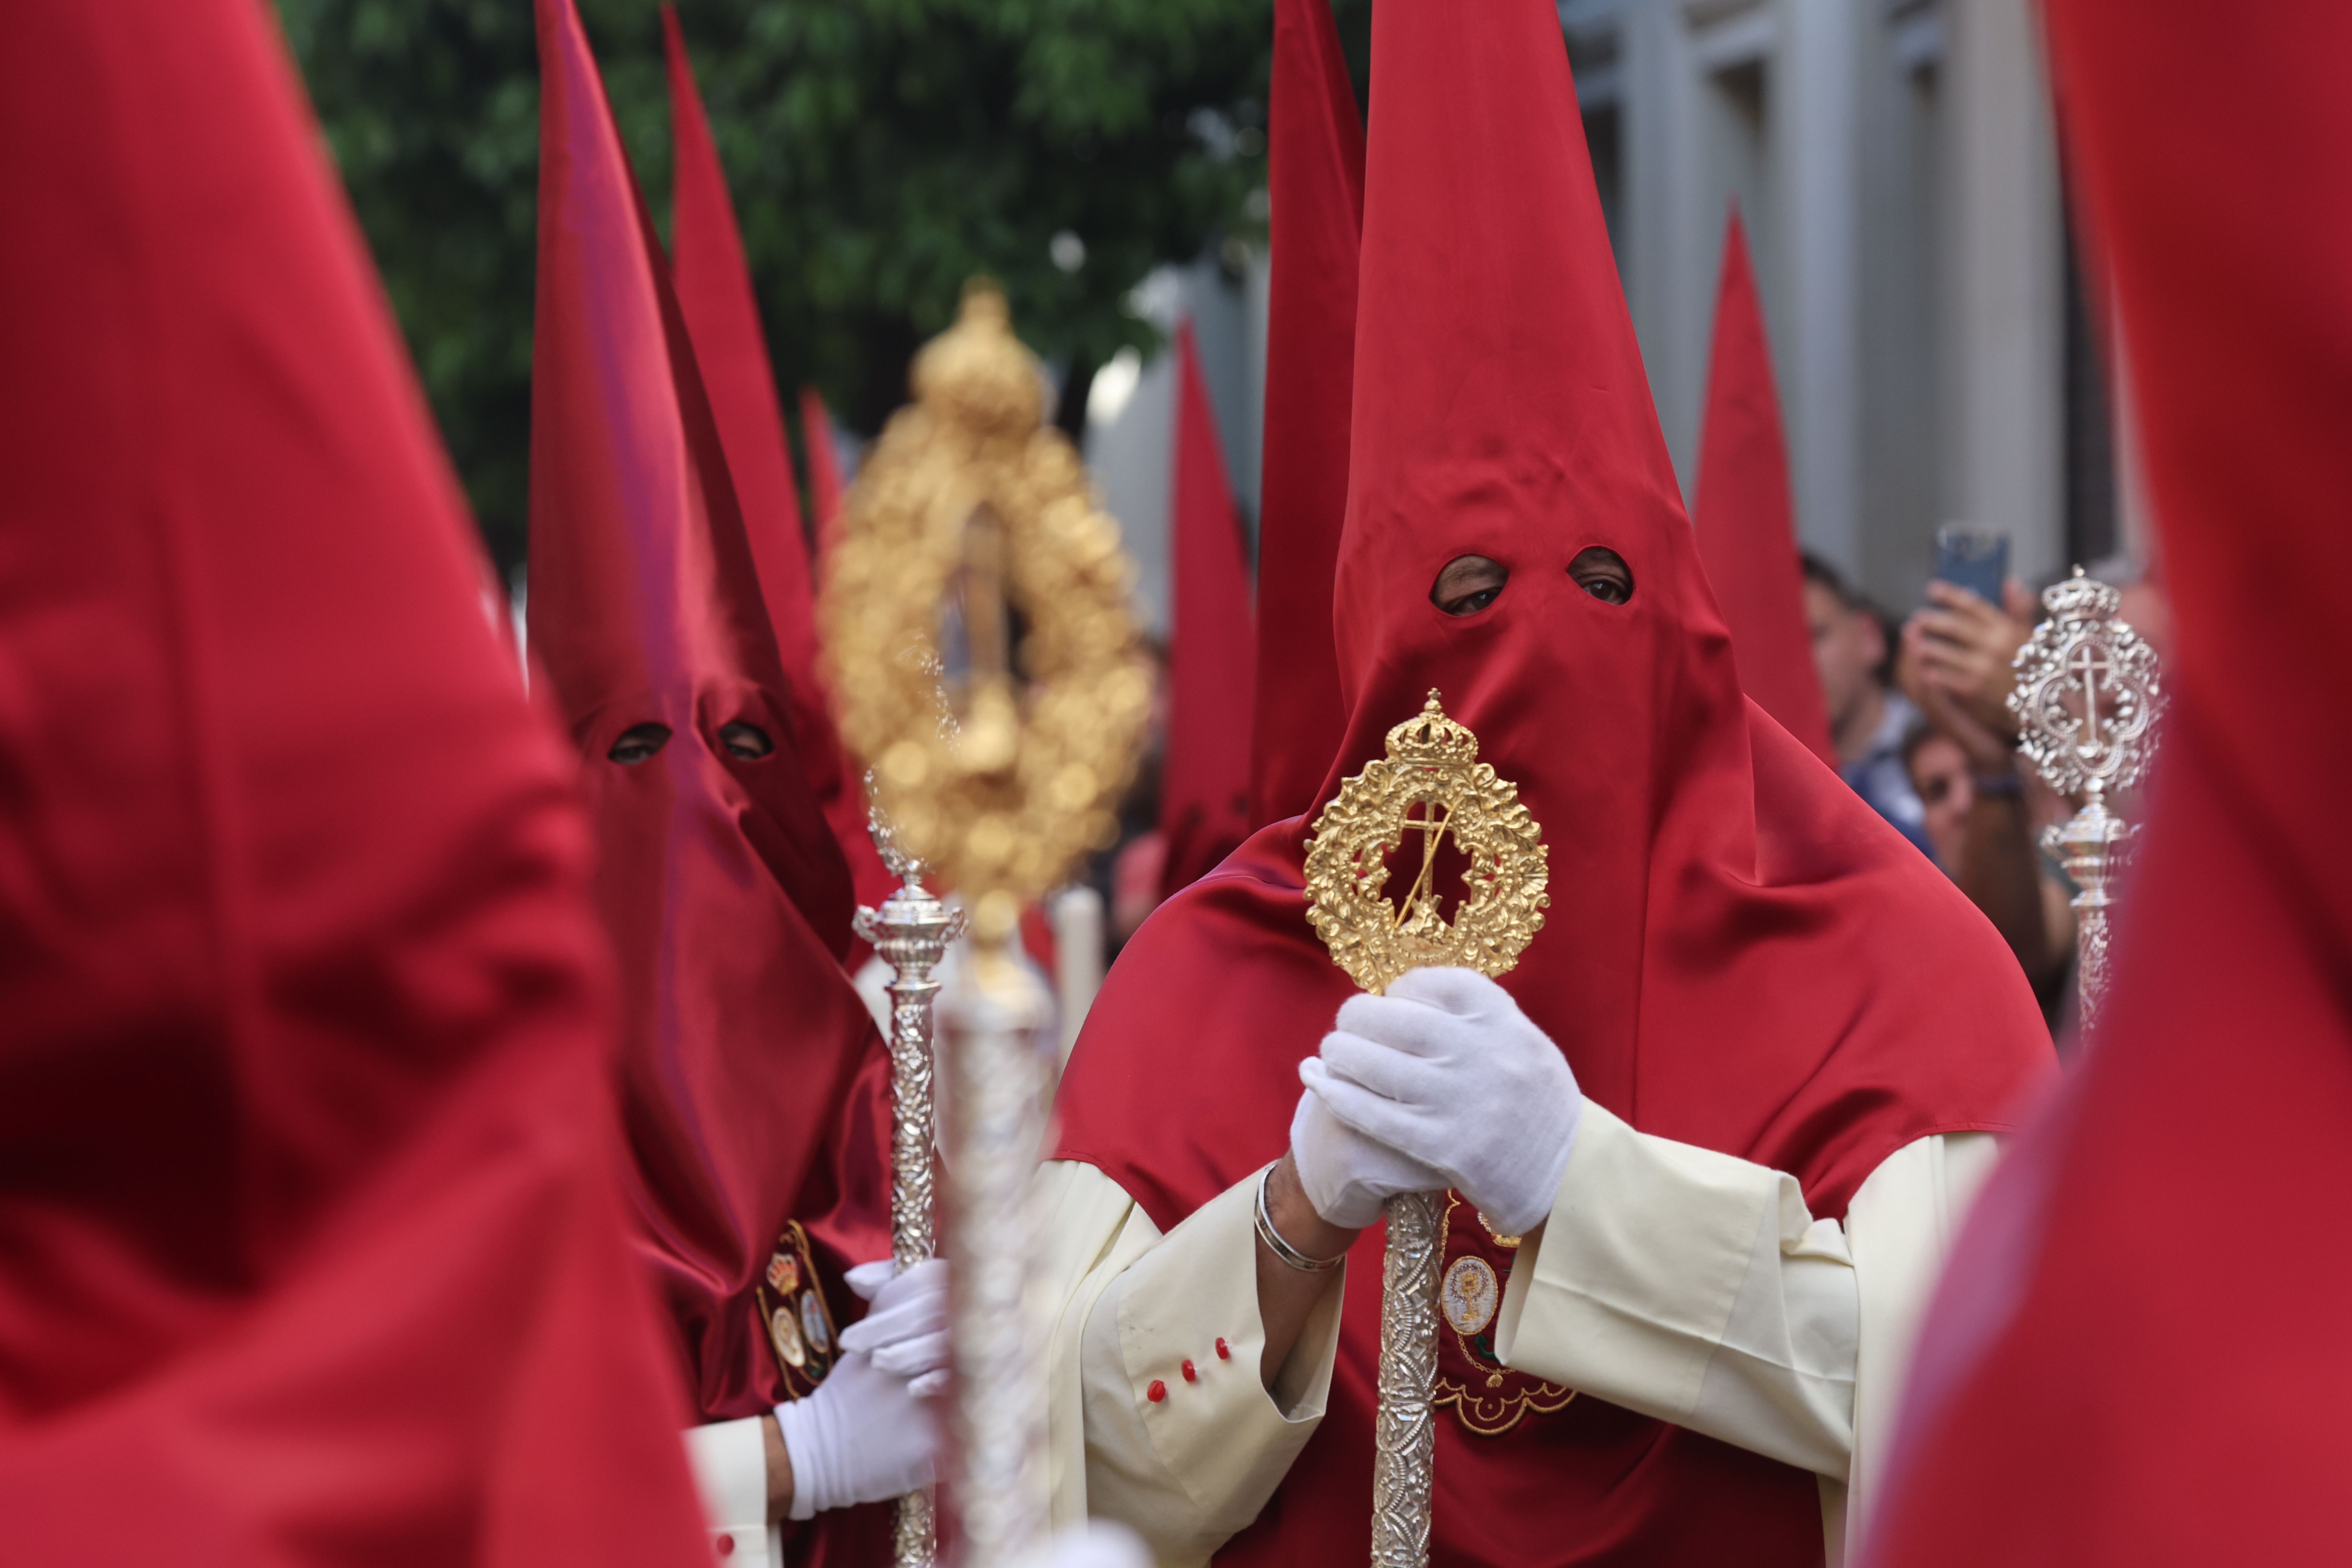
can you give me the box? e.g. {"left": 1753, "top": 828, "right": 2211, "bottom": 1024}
{"left": 1304, "top": 691, "right": 1550, "bottom": 995}
{"left": 1301, "top": 690, "right": 1548, "bottom": 1568}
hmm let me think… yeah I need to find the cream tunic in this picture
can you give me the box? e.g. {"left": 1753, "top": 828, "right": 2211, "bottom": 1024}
{"left": 1040, "top": 1105, "right": 1998, "bottom": 1568}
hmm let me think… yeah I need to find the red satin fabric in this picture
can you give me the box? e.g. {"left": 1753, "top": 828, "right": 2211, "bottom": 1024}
{"left": 1054, "top": 3, "right": 2052, "bottom": 1563}
{"left": 1692, "top": 211, "right": 1837, "bottom": 768}
{"left": 1247, "top": 0, "right": 1365, "bottom": 828}
{"left": 664, "top": 8, "right": 897, "bottom": 921}
{"left": 528, "top": 0, "right": 890, "bottom": 1441}
{"left": 1859, "top": 4, "right": 2352, "bottom": 1563}
{"left": 1161, "top": 319, "right": 1259, "bottom": 897}
{"left": 0, "top": 1, "right": 708, "bottom": 1559}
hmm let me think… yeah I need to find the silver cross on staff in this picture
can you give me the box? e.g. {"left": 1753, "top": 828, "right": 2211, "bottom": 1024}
{"left": 2008, "top": 569, "right": 2165, "bottom": 1034}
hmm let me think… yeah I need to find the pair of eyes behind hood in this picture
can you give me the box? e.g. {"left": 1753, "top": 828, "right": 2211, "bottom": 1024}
{"left": 603, "top": 554, "right": 1626, "bottom": 759}
{"left": 608, "top": 720, "right": 773, "bottom": 766}
{"left": 1432, "top": 548, "right": 1633, "bottom": 616}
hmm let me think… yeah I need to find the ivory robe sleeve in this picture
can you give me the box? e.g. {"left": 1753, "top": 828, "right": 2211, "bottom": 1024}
{"left": 1040, "top": 1160, "right": 1345, "bottom": 1567}
{"left": 681, "top": 1416, "right": 781, "bottom": 1567}
{"left": 1491, "top": 1103, "right": 1999, "bottom": 1562}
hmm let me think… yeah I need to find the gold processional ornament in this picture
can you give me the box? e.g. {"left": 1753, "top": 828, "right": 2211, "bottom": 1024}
{"left": 819, "top": 283, "right": 1149, "bottom": 1568}
{"left": 1301, "top": 690, "right": 1548, "bottom": 1568}
{"left": 819, "top": 283, "right": 1151, "bottom": 947}
{"left": 1304, "top": 690, "right": 1550, "bottom": 993}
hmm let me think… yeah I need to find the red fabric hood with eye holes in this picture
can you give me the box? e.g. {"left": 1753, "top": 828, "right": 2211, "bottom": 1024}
{"left": 662, "top": 6, "right": 898, "bottom": 924}
{"left": 528, "top": 0, "right": 892, "bottom": 1443}
{"left": 0, "top": 0, "right": 711, "bottom": 1559}
{"left": 1051, "top": 2, "right": 2053, "bottom": 1563}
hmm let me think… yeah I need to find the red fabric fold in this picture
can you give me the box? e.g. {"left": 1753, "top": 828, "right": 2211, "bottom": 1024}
{"left": 0, "top": 0, "right": 708, "bottom": 1559}
{"left": 528, "top": 0, "right": 890, "bottom": 1450}
{"left": 1055, "top": 3, "right": 2051, "bottom": 1563}
{"left": 1692, "top": 209, "right": 1837, "bottom": 767}
{"left": 663, "top": 7, "right": 897, "bottom": 920}
{"left": 1160, "top": 319, "right": 1258, "bottom": 897}
{"left": 1859, "top": 3, "right": 2352, "bottom": 1563}
{"left": 1247, "top": 0, "right": 1366, "bottom": 827}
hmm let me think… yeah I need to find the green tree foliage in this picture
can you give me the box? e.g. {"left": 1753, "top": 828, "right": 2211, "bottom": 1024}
{"left": 276, "top": 0, "right": 1370, "bottom": 570}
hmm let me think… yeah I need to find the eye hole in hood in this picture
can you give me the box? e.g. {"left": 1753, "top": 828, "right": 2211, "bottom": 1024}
{"left": 607, "top": 722, "right": 672, "bottom": 765}
{"left": 1569, "top": 546, "right": 1633, "bottom": 606}
{"left": 1431, "top": 554, "right": 1509, "bottom": 617}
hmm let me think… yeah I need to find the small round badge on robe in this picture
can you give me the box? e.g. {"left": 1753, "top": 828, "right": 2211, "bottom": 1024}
{"left": 770, "top": 1303, "right": 808, "bottom": 1368}
{"left": 1442, "top": 1255, "right": 1499, "bottom": 1336}
{"left": 800, "top": 1290, "right": 831, "bottom": 1357}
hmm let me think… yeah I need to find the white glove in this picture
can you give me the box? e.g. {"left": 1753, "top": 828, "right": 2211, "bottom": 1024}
{"left": 775, "top": 1259, "right": 948, "bottom": 1519}
{"left": 1303, "top": 967, "right": 1581, "bottom": 1238}
{"left": 1016, "top": 1523, "right": 1151, "bottom": 1568}
{"left": 1289, "top": 1079, "right": 1447, "bottom": 1229}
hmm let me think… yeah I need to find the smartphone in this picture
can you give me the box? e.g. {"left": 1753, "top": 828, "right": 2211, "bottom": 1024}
{"left": 1933, "top": 524, "right": 2009, "bottom": 606}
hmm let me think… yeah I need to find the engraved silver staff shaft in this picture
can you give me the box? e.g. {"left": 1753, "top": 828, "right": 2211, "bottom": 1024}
{"left": 938, "top": 946, "right": 1054, "bottom": 1568}
{"left": 1370, "top": 1189, "right": 1444, "bottom": 1568}
{"left": 2009, "top": 569, "right": 2163, "bottom": 1035}
{"left": 853, "top": 809, "right": 965, "bottom": 1568}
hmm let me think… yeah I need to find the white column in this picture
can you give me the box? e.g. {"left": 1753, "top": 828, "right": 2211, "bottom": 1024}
{"left": 1780, "top": 0, "right": 1860, "bottom": 572}
{"left": 1943, "top": 0, "right": 2065, "bottom": 586}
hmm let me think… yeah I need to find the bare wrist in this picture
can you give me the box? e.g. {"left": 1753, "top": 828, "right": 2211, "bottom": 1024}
{"left": 1267, "top": 1151, "right": 1361, "bottom": 1261}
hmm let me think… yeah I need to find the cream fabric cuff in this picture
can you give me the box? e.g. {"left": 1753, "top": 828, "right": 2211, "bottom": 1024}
{"left": 681, "top": 1416, "right": 777, "bottom": 1567}
{"left": 1116, "top": 1169, "right": 1339, "bottom": 1492}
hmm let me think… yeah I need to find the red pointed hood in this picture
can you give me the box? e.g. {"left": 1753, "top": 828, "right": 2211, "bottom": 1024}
{"left": 530, "top": 0, "right": 888, "bottom": 1424}
{"left": 1058, "top": 3, "right": 2050, "bottom": 1561}
{"left": 1160, "top": 319, "right": 1258, "bottom": 895}
{"left": 0, "top": 0, "right": 707, "bottom": 1559}
{"left": 1692, "top": 209, "right": 1837, "bottom": 767}
{"left": 1862, "top": 2, "right": 2352, "bottom": 1561}
{"left": 662, "top": 7, "right": 897, "bottom": 916}
{"left": 1247, "top": 0, "right": 1365, "bottom": 826}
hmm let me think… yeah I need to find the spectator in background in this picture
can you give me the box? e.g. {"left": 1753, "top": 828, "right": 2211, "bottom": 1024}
{"left": 1801, "top": 553, "right": 1933, "bottom": 857}
{"left": 1900, "top": 575, "right": 2081, "bottom": 1024}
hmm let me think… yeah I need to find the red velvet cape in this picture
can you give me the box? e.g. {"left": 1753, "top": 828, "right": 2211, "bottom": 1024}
{"left": 1055, "top": 4, "right": 2053, "bottom": 1563}
{"left": 0, "top": 0, "right": 708, "bottom": 1559}
{"left": 1858, "top": 2, "right": 2352, "bottom": 1562}
{"left": 528, "top": 0, "right": 892, "bottom": 1453}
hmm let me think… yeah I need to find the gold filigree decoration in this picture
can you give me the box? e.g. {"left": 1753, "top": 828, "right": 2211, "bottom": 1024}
{"left": 819, "top": 284, "right": 1151, "bottom": 944}
{"left": 1303, "top": 691, "right": 1549, "bottom": 995}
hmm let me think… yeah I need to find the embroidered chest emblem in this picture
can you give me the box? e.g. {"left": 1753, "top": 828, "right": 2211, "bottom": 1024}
{"left": 1433, "top": 1192, "right": 1575, "bottom": 1436}
{"left": 754, "top": 1219, "right": 839, "bottom": 1401}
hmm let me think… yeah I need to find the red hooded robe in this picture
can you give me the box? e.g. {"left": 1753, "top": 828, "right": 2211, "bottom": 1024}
{"left": 1160, "top": 318, "right": 1259, "bottom": 898}
{"left": 1858, "top": 2, "right": 2352, "bottom": 1562}
{"left": 1691, "top": 209, "right": 1838, "bottom": 768}
{"left": 1054, "top": 3, "right": 2052, "bottom": 1563}
{"left": 526, "top": 10, "right": 893, "bottom": 1559}
{"left": 662, "top": 7, "right": 899, "bottom": 922}
{"left": 1247, "top": 0, "right": 1367, "bottom": 829}
{"left": 0, "top": 0, "right": 709, "bottom": 1560}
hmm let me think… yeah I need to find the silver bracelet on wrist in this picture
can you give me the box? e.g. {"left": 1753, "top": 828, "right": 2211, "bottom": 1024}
{"left": 1254, "top": 1165, "right": 1346, "bottom": 1272}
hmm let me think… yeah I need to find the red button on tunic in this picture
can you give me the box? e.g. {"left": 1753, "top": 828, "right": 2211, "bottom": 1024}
{"left": 716, "top": 1534, "right": 735, "bottom": 1557}
{"left": 1182, "top": 1359, "right": 1198, "bottom": 1382}
{"left": 1147, "top": 1379, "right": 1167, "bottom": 1402}
{"left": 1215, "top": 1338, "right": 1230, "bottom": 1360}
